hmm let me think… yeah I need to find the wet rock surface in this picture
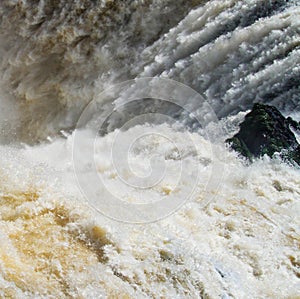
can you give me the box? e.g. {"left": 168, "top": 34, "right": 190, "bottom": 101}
{"left": 227, "top": 103, "right": 300, "bottom": 165}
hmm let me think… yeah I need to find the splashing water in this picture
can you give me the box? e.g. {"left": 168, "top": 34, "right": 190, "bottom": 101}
{"left": 0, "top": 0, "right": 299, "bottom": 298}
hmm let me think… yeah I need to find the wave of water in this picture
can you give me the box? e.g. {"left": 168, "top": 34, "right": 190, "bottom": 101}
{"left": 0, "top": 0, "right": 299, "bottom": 298}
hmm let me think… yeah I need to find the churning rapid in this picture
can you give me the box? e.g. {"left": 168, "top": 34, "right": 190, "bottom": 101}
{"left": 0, "top": 0, "right": 299, "bottom": 298}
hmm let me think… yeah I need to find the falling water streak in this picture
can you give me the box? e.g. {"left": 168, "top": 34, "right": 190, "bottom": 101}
{"left": 0, "top": 0, "right": 298, "bottom": 142}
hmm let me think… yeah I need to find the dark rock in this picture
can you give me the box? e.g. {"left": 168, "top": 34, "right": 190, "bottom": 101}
{"left": 226, "top": 103, "right": 300, "bottom": 165}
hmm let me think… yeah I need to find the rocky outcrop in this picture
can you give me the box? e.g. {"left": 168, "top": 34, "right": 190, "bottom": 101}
{"left": 226, "top": 103, "right": 300, "bottom": 165}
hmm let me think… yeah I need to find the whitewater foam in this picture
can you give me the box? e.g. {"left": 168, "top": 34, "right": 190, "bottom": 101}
{"left": 0, "top": 121, "right": 299, "bottom": 297}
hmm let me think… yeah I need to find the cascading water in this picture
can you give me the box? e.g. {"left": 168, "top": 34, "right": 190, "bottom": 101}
{"left": 0, "top": 0, "right": 299, "bottom": 141}
{"left": 0, "top": 1, "right": 299, "bottom": 298}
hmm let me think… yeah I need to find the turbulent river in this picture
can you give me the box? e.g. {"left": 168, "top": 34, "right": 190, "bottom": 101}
{"left": 0, "top": 0, "right": 299, "bottom": 298}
